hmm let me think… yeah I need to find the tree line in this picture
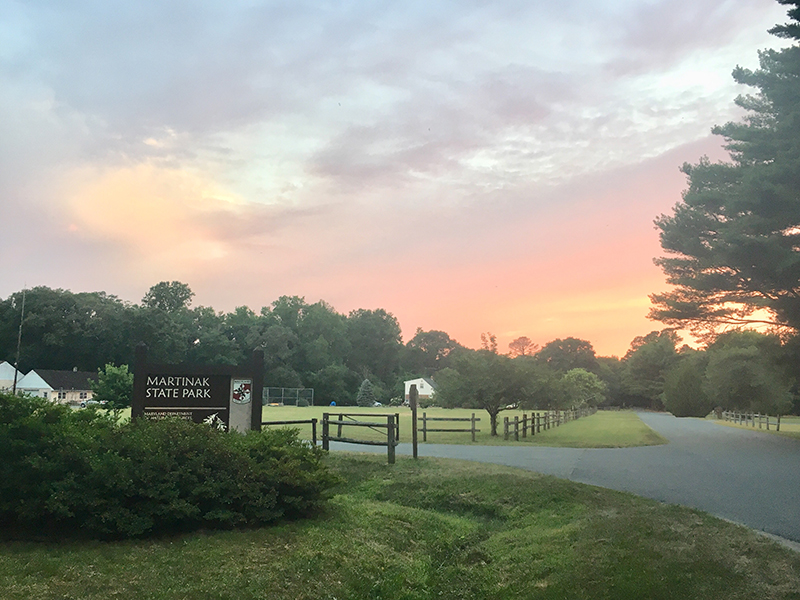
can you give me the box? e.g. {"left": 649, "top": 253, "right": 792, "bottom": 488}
{"left": 1, "top": 282, "right": 798, "bottom": 425}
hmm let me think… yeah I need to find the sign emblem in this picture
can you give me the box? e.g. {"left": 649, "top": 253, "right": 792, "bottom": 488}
{"left": 232, "top": 379, "right": 252, "bottom": 404}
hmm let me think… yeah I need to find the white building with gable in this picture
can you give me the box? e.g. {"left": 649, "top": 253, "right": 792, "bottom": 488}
{"left": 0, "top": 361, "right": 21, "bottom": 391}
{"left": 404, "top": 377, "right": 437, "bottom": 401}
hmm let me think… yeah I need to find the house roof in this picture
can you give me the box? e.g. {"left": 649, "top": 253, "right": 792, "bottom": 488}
{"left": 29, "top": 369, "right": 97, "bottom": 391}
{"left": 15, "top": 370, "right": 50, "bottom": 390}
{"left": 404, "top": 377, "right": 437, "bottom": 389}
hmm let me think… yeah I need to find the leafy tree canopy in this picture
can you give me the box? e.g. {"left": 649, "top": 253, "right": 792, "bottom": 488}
{"left": 651, "top": 1, "right": 800, "bottom": 339}
{"left": 535, "top": 337, "right": 598, "bottom": 373}
{"left": 403, "top": 328, "right": 460, "bottom": 376}
{"left": 562, "top": 368, "right": 606, "bottom": 408}
{"left": 435, "top": 350, "right": 530, "bottom": 435}
{"left": 703, "top": 331, "right": 793, "bottom": 414}
{"left": 621, "top": 331, "right": 679, "bottom": 408}
{"left": 90, "top": 363, "right": 134, "bottom": 410}
{"left": 141, "top": 281, "right": 194, "bottom": 312}
{"left": 662, "top": 353, "right": 713, "bottom": 418}
{"left": 508, "top": 336, "right": 539, "bottom": 358}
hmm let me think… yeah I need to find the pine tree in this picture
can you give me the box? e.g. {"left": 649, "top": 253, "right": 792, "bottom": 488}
{"left": 356, "top": 378, "right": 378, "bottom": 407}
{"left": 651, "top": 1, "right": 800, "bottom": 338}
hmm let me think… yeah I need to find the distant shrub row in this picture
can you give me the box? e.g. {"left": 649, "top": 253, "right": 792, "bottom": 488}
{"left": 0, "top": 392, "right": 338, "bottom": 539}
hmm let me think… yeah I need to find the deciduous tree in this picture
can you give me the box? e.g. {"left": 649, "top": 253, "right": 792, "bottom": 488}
{"left": 508, "top": 336, "right": 539, "bottom": 358}
{"left": 436, "top": 351, "right": 530, "bottom": 435}
{"left": 141, "top": 281, "right": 194, "bottom": 313}
{"left": 703, "top": 331, "right": 793, "bottom": 414}
{"left": 535, "top": 337, "right": 597, "bottom": 373}
{"left": 90, "top": 363, "right": 134, "bottom": 410}
{"left": 562, "top": 368, "right": 606, "bottom": 408}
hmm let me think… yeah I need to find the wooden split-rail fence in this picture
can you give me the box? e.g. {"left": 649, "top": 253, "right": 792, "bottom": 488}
{"left": 264, "top": 405, "right": 600, "bottom": 464}
{"left": 721, "top": 411, "right": 782, "bottom": 431}
{"left": 503, "top": 407, "right": 597, "bottom": 441}
{"left": 419, "top": 412, "right": 481, "bottom": 442}
{"left": 321, "top": 412, "right": 400, "bottom": 463}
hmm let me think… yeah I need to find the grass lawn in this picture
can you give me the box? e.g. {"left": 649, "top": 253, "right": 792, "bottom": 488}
{"left": 262, "top": 406, "right": 667, "bottom": 448}
{"left": 2, "top": 454, "right": 798, "bottom": 600}
{"left": 716, "top": 415, "right": 800, "bottom": 440}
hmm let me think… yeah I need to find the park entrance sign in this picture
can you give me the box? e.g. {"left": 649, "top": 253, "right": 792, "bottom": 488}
{"left": 131, "top": 344, "right": 264, "bottom": 432}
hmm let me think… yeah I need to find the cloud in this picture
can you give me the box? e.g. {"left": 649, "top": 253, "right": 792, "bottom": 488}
{"left": 0, "top": 0, "right": 790, "bottom": 355}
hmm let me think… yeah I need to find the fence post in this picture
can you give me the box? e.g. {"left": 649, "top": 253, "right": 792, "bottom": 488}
{"left": 387, "top": 414, "right": 396, "bottom": 465}
{"left": 410, "top": 385, "right": 418, "bottom": 460}
{"left": 514, "top": 415, "right": 519, "bottom": 441}
{"left": 322, "top": 413, "right": 329, "bottom": 451}
{"left": 338, "top": 412, "right": 344, "bottom": 438}
{"left": 536, "top": 413, "right": 540, "bottom": 434}
{"left": 395, "top": 412, "right": 400, "bottom": 441}
{"left": 422, "top": 412, "right": 427, "bottom": 442}
{"left": 312, "top": 418, "right": 317, "bottom": 446}
{"left": 504, "top": 416, "right": 509, "bottom": 441}
{"left": 471, "top": 412, "right": 477, "bottom": 442}
{"left": 766, "top": 414, "right": 770, "bottom": 430}
{"left": 777, "top": 414, "right": 781, "bottom": 432}
{"left": 522, "top": 413, "right": 527, "bottom": 439}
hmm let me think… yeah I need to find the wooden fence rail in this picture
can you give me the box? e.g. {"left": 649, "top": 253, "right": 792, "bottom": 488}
{"left": 321, "top": 412, "right": 399, "bottom": 463}
{"left": 419, "top": 412, "right": 481, "bottom": 442}
{"left": 503, "top": 407, "right": 597, "bottom": 441}
{"left": 721, "top": 410, "right": 781, "bottom": 432}
{"left": 262, "top": 418, "right": 318, "bottom": 445}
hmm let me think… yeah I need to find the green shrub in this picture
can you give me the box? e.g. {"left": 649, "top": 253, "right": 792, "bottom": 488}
{"left": 0, "top": 392, "right": 338, "bottom": 540}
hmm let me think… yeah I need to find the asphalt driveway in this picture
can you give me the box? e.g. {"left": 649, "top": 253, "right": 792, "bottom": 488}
{"left": 329, "top": 412, "right": 800, "bottom": 544}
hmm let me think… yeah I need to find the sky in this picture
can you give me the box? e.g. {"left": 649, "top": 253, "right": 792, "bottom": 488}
{"left": 0, "top": 0, "right": 790, "bottom": 357}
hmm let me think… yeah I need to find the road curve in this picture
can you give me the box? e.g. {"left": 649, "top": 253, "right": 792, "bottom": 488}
{"left": 328, "top": 412, "right": 800, "bottom": 543}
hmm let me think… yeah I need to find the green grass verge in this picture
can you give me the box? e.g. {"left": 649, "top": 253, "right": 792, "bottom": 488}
{"left": 2, "top": 454, "right": 798, "bottom": 600}
{"left": 261, "top": 406, "right": 667, "bottom": 448}
{"left": 716, "top": 415, "right": 800, "bottom": 440}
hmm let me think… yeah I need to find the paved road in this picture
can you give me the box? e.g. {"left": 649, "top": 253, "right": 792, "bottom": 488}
{"left": 329, "top": 412, "right": 800, "bottom": 543}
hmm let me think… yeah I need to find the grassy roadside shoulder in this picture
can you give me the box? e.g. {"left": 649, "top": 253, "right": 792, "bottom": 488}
{"left": 261, "top": 406, "right": 667, "bottom": 447}
{"left": 1, "top": 454, "right": 798, "bottom": 600}
{"left": 715, "top": 416, "right": 800, "bottom": 440}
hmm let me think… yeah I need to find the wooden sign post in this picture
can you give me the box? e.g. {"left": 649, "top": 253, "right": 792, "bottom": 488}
{"left": 410, "top": 384, "right": 419, "bottom": 459}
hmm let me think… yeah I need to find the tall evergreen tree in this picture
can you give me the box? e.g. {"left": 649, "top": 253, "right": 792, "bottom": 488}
{"left": 356, "top": 378, "right": 378, "bottom": 407}
{"left": 651, "top": 1, "right": 800, "bottom": 338}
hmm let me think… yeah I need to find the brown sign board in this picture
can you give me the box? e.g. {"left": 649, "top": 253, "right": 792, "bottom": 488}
{"left": 131, "top": 345, "right": 263, "bottom": 432}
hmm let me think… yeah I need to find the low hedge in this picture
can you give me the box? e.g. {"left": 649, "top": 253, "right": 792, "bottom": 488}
{"left": 0, "top": 392, "right": 338, "bottom": 539}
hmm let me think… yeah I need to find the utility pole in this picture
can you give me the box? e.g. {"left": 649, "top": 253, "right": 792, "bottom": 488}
{"left": 11, "top": 288, "right": 26, "bottom": 395}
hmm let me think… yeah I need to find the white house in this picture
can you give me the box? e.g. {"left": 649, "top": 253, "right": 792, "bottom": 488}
{"left": 14, "top": 370, "right": 51, "bottom": 398}
{"left": 404, "top": 377, "right": 437, "bottom": 401}
{"left": 0, "top": 361, "right": 22, "bottom": 391}
{"left": 16, "top": 369, "right": 97, "bottom": 404}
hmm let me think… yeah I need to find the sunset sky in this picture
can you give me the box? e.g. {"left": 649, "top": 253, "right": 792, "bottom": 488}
{"left": 0, "top": 0, "right": 790, "bottom": 357}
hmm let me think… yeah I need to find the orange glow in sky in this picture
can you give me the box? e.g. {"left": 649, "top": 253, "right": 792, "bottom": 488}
{"left": 0, "top": 0, "right": 789, "bottom": 357}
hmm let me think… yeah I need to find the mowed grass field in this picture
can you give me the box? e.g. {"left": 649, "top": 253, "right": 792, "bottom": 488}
{"left": 262, "top": 406, "right": 667, "bottom": 448}
{"left": 2, "top": 454, "right": 799, "bottom": 600}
